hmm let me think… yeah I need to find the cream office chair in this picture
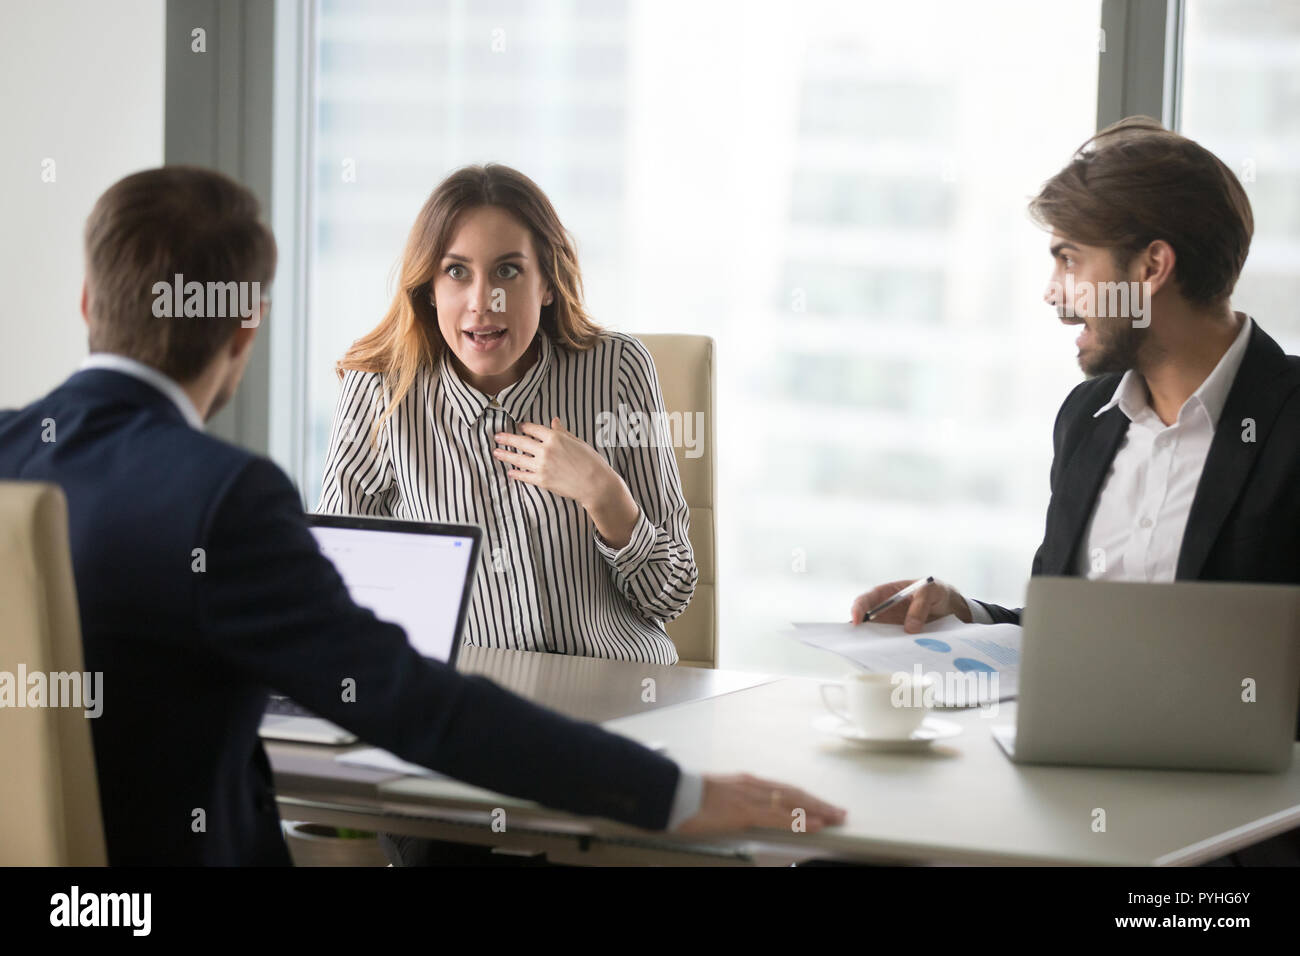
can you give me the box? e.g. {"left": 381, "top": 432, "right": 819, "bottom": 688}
{"left": 635, "top": 335, "right": 717, "bottom": 668}
{"left": 0, "top": 482, "right": 108, "bottom": 865}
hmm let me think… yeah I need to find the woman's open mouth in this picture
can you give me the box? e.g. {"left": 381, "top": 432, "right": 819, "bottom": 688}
{"left": 463, "top": 327, "right": 508, "bottom": 351}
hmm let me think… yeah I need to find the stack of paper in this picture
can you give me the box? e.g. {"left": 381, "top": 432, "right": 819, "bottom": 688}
{"left": 790, "top": 617, "right": 1021, "bottom": 706}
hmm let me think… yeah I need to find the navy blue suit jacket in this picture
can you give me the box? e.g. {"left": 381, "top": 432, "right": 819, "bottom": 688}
{"left": 0, "top": 368, "right": 680, "bottom": 865}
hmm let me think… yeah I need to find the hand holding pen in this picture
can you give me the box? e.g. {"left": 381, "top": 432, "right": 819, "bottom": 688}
{"left": 850, "top": 575, "right": 974, "bottom": 633}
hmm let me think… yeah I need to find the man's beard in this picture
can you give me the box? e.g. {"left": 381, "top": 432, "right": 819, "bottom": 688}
{"left": 1080, "top": 314, "right": 1145, "bottom": 377}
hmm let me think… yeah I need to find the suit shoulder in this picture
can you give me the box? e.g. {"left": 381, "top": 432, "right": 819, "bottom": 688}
{"left": 1275, "top": 357, "right": 1300, "bottom": 416}
{"left": 1058, "top": 374, "right": 1120, "bottom": 421}
{"left": 185, "top": 441, "right": 302, "bottom": 548}
{"left": 168, "top": 423, "right": 260, "bottom": 468}
{"left": 159, "top": 428, "right": 297, "bottom": 510}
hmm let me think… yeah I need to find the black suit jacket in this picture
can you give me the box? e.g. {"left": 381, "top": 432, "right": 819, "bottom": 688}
{"left": 974, "top": 321, "right": 1300, "bottom": 863}
{"left": 0, "top": 368, "right": 680, "bottom": 865}
{"left": 975, "top": 319, "right": 1300, "bottom": 625}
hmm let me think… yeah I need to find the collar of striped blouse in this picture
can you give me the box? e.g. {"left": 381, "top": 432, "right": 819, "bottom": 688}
{"left": 440, "top": 329, "right": 553, "bottom": 428}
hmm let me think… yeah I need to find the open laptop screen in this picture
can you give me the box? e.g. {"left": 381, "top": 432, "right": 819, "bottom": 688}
{"left": 306, "top": 516, "right": 480, "bottom": 665}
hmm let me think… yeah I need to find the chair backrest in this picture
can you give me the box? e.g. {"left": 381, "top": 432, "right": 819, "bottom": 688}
{"left": 634, "top": 335, "right": 717, "bottom": 668}
{"left": 0, "top": 482, "right": 107, "bottom": 865}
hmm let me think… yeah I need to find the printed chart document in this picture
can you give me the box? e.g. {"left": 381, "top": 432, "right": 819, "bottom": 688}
{"left": 790, "top": 617, "right": 1022, "bottom": 706}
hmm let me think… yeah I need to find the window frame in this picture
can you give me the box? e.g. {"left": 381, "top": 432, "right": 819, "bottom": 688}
{"left": 163, "top": 0, "right": 1187, "bottom": 497}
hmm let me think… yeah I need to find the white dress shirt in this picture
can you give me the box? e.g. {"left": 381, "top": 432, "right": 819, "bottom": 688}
{"left": 79, "top": 352, "right": 206, "bottom": 430}
{"left": 969, "top": 313, "right": 1254, "bottom": 622}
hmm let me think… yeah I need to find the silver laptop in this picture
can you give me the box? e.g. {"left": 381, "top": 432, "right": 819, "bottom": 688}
{"left": 259, "top": 514, "right": 481, "bottom": 745}
{"left": 993, "top": 577, "right": 1300, "bottom": 772}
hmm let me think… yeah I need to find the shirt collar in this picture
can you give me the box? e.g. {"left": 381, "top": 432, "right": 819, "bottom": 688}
{"left": 438, "top": 331, "right": 553, "bottom": 428}
{"left": 1093, "top": 313, "right": 1254, "bottom": 428}
{"left": 78, "top": 353, "right": 206, "bottom": 431}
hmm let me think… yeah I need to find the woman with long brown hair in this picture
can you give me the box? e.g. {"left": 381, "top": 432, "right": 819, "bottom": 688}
{"left": 318, "top": 163, "right": 697, "bottom": 666}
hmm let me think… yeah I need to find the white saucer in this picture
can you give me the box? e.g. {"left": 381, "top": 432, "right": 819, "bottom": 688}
{"left": 813, "top": 714, "right": 962, "bottom": 751}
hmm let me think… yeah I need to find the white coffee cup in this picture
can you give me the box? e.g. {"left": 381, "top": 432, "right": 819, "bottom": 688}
{"left": 819, "top": 670, "right": 935, "bottom": 739}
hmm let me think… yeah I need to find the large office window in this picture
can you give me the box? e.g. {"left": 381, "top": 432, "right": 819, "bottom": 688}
{"left": 296, "top": 0, "right": 1104, "bottom": 671}
{"left": 1180, "top": 0, "right": 1300, "bottom": 355}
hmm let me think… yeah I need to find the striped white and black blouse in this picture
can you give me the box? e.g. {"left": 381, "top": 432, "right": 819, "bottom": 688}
{"left": 317, "top": 329, "right": 697, "bottom": 665}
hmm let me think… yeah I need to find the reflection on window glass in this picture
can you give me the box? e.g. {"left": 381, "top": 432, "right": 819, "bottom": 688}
{"left": 306, "top": 0, "right": 1101, "bottom": 673}
{"left": 1182, "top": 0, "right": 1300, "bottom": 354}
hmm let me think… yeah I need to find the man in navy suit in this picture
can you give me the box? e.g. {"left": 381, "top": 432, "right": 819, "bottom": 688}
{"left": 0, "top": 166, "right": 844, "bottom": 865}
{"left": 850, "top": 118, "right": 1300, "bottom": 864}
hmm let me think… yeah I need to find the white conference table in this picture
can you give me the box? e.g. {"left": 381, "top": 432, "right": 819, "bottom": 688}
{"left": 268, "top": 642, "right": 1300, "bottom": 866}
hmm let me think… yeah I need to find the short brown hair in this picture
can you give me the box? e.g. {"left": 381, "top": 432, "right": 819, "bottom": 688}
{"left": 84, "top": 166, "right": 277, "bottom": 382}
{"left": 1029, "top": 116, "right": 1253, "bottom": 306}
